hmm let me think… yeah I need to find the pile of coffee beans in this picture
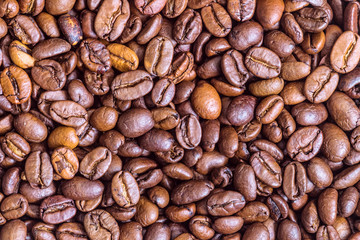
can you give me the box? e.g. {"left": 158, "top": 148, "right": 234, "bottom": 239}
{"left": 0, "top": 0, "right": 360, "bottom": 239}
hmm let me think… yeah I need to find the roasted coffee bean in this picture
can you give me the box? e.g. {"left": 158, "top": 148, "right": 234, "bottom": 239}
{"left": 111, "top": 171, "right": 140, "bottom": 207}
{"left": 286, "top": 126, "right": 323, "bottom": 162}
{"left": 31, "top": 60, "right": 66, "bottom": 91}
{"left": 78, "top": 38, "right": 111, "bottom": 73}
{"left": 84, "top": 209, "right": 120, "bottom": 240}
{"left": 58, "top": 14, "right": 83, "bottom": 46}
{"left": 331, "top": 31, "right": 360, "bottom": 74}
{"left": 0, "top": 66, "right": 32, "bottom": 105}
{"left": 10, "top": 15, "right": 41, "bottom": 45}
{"left": 40, "top": 195, "right": 76, "bottom": 224}
{"left": 94, "top": 0, "right": 130, "bottom": 41}
{"left": 9, "top": 40, "right": 35, "bottom": 69}
{"left": 51, "top": 147, "right": 79, "bottom": 180}
{"left": 245, "top": 47, "right": 281, "bottom": 79}
{"left": 1, "top": 132, "right": 30, "bottom": 162}
{"left": 49, "top": 100, "right": 88, "bottom": 127}
{"left": 111, "top": 70, "right": 153, "bottom": 101}
{"left": 25, "top": 151, "right": 53, "bottom": 188}
{"left": 250, "top": 151, "right": 282, "bottom": 188}
{"left": 201, "top": 3, "right": 232, "bottom": 37}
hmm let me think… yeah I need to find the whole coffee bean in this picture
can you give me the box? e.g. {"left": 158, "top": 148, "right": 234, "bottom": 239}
{"left": 32, "top": 38, "right": 71, "bottom": 60}
{"left": 175, "top": 114, "right": 201, "bottom": 150}
{"left": 255, "top": 95, "right": 284, "bottom": 124}
{"left": 250, "top": 151, "right": 282, "bottom": 188}
{"left": 107, "top": 43, "right": 139, "bottom": 72}
{"left": 189, "top": 215, "right": 215, "bottom": 240}
{"left": 304, "top": 66, "right": 339, "bottom": 103}
{"left": 36, "top": 12, "right": 60, "bottom": 37}
{"left": 58, "top": 14, "right": 83, "bottom": 46}
{"left": 111, "top": 171, "right": 140, "bottom": 208}
{"left": 191, "top": 81, "right": 221, "bottom": 120}
{"left": 318, "top": 188, "right": 338, "bottom": 225}
{"left": 78, "top": 39, "right": 111, "bottom": 73}
{"left": 227, "top": 0, "right": 255, "bottom": 22}
{"left": 14, "top": 113, "right": 48, "bottom": 143}
{"left": 62, "top": 176, "right": 104, "bottom": 200}
{"left": 257, "top": 0, "right": 284, "bottom": 30}
{"left": 135, "top": 0, "right": 167, "bottom": 15}
{"left": 135, "top": 196, "right": 159, "bottom": 227}
{"left": 221, "top": 50, "right": 249, "bottom": 87}
{"left": 56, "top": 222, "right": 88, "bottom": 240}
{"left": 111, "top": 70, "right": 153, "bottom": 101}
{"left": 0, "top": 220, "right": 27, "bottom": 240}
{"left": 320, "top": 123, "right": 350, "bottom": 162}
{"left": 201, "top": 3, "right": 232, "bottom": 37}
{"left": 40, "top": 195, "right": 76, "bottom": 224}
{"left": 79, "top": 147, "right": 111, "bottom": 180}
{"left": 301, "top": 200, "right": 319, "bottom": 234}
{"left": 117, "top": 108, "right": 154, "bottom": 138}
{"left": 1, "top": 132, "right": 30, "bottom": 162}
{"left": 280, "top": 61, "right": 311, "bottom": 81}
{"left": 307, "top": 157, "right": 333, "bottom": 188}
{"left": 331, "top": 31, "right": 360, "bottom": 74}
{"left": 173, "top": 9, "right": 202, "bottom": 45}
{"left": 84, "top": 209, "right": 120, "bottom": 240}
{"left": 90, "top": 106, "right": 118, "bottom": 132}
{"left": 118, "top": 14, "right": 142, "bottom": 44}
{"left": 242, "top": 222, "right": 270, "bottom": 240}
{"left": 228, "top": 21, "right": 263, "bottom": 51}
{"left": 249, "top": 77, "right": 284, "bottom": 97}
{"left": 144, "top": 36, "right": 173, "bottom": 77}
{"left": 295, "top": 7, "right": 330, "bottom": 33}
{"left": 245, "top": 47, "right": 281, "bottom": 79}
{"left": 25, "top": 151, "right": 53, "bottom": 188}
{"left": 31, "top": 59, "right": 66, "bottom": 91}
{"left": 9, "top": 40, "right": 35, "bottom": 69}
{"left": 327, "top": 91, "right": 360, "bottom": 131}
{"left": 68, "top": 79, "right": 94, "bottom": 108}
{"left": 281, "top": 12, "right": 304, "bottom": 44}
{"left": 2, "top": 167, "right": 20, "bottom": 195}
{"left": 50, "top": 100, "right": 88, "bottom": 128}
{"left": 265, "top": 30, "right": 295, "bottom": 58}
{"left": 19, "top": 182, "right": 56, "bottom": 203}
{"left": 277, "top": 219, "right": 301, "bottom": 240}
{"left": 234, "top": 163, "right": 257, "bottom": 201}
{"left": 1, "top": 194, "right": 28, "bottom": 220}
{"left": 286, "top": 126, "right": 323, "bottom": 162}
{"left": 48, "top": 126, "right": 79, "bottom": 149}
{"left": 0, "top": 65, "right": 32, "bottom": 105}
{"left": 171, "top": 180, "right": 214, "bottom": 205}
{"left": 333, "top": 164, "right": 360, "bottom": 190}
{"left": 207, "top": 190, "right": 245, "bottom": 216}
{"left": 9, "top": 15, "right": 41, "bottom": 45}
{"left": 32, "top": 222, "right": 56, "bottom": 240}
{"left": 51, "top": 146, "right": 79, "bottom": 180}
{"left": 291, "top": 102, "right": 328, "bottom": 126}
{"left": 94, "top": 0, "right": 130, "bottom": 41}
{"left": 266, "top": 194, "right": 289, "bottom": 221}
{"left": 283, "top": 162, "right": 307, "bottom": 201}
{"left": 339, "top": 187, "right": 359, "bottom": 218}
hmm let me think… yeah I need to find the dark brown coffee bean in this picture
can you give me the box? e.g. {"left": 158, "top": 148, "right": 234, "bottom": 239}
{"left": 94, "top": 0, "right": 130, "bottom": 41}
{"left": 84, "top": 209, "right": 120, "bottom": 240}
{"left": 25, "top": 151, "right": 53, "bottom": 188}
{"left": 201, "top": 3, "right": 231, "bottom": 37}
{"left": 111, "top": 171, "right": 140, "bottom": 207}
{"left": 111, "top": 70, "right": 153, "bottom": 101}
{"left": 245, "top": 47, "right": 281, "bottom": 79}
{"left": 286, "top": 126, "right": 323, "bottom": 162}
